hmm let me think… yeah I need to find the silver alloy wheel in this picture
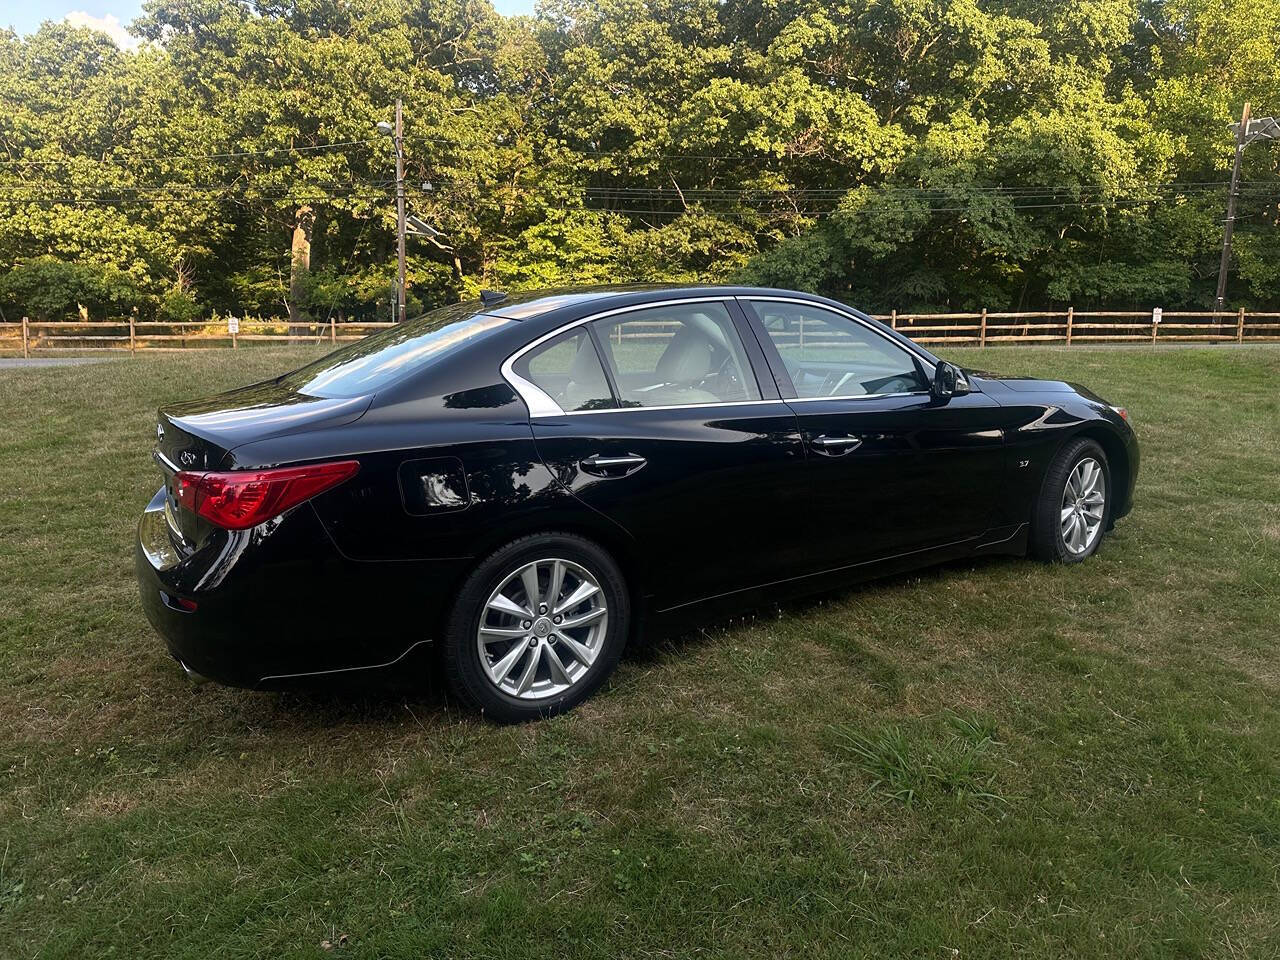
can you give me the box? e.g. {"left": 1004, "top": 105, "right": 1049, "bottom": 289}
{"left": 1060, "top": 456, "right": 1106, "bottom": 555}
{"left": 477, "top": 557, "right": 608, "bottom": 700}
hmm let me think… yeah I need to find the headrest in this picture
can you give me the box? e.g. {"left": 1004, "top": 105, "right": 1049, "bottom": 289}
{"left": 569, "top": 334, "right": 602, "bottom": 382}
{"left": 655, "top": 328, "right": 713, "bottom": 382}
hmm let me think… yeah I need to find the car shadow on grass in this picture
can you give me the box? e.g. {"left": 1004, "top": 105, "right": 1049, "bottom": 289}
{"left": 244, "top": 650, "right": 458, "bottom": 730}
{"left": 244, "top": 553, "right": 1025, "bottom": 729}
{"left": 628, "top": 552, "right": 1025, "bottom": 665}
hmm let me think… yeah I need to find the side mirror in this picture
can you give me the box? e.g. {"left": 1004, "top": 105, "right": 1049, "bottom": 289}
{"left": 930, "top": 361, "right": 969, "bottom": 402}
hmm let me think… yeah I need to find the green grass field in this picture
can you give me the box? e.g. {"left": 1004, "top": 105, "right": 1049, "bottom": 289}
{"left": 2, "top": 346, "right": 1278, "bottom": 958}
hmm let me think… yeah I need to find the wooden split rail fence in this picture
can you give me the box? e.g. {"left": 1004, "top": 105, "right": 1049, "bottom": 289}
{"left": 2, "top": 309, "right": 1280, "bottom": 357}
{"left": 0, "top": 317, "right": 396, "bottom": 357}
{"left": 874, "top": 308, "right": 1280, "bottom": 346}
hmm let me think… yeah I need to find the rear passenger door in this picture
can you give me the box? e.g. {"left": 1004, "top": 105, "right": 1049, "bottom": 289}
{"left": 514, "top": 298, "right": 808, "bottom": 611}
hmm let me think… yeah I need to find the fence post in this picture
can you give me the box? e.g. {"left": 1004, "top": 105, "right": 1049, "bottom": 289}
{"left": 979, "top": 308, "right": 987, "bottom": 347}
{"left": 231, "top": 317, "right": 238, "bottom": 350}
{"left": 129, "top": 313, "right": 136, "bottom": 355}
{"left": 329, "top": 316, "right": 336, "bottom": 344}
{"left": 21, "top": 316, "right": 30, "bottom": 359}
{"left": 1236, "top": 307, "right": 1245, "bottom": 343}
{"left": 1151, "top": 310, "right": 1159, "bottom": 344}
{"left": 1065, "top": 306, "right": 1074, "bottom": 346}
{"left": 890, "top": 309, "right": 897, "bottom": 331}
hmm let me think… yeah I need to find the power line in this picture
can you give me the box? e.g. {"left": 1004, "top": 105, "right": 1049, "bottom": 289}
{"left": 4, "top": 180, "right": 1275, "bottom": 200}
{"left": 4, "top": 189, "right": 1276, "bottom": 217}
{"left": 0, "top": 179, "right": 395, "bottom": 195}
{"left": 0, "top": 133, "right": 472, "bottom": 168}
{"left": 0, "top": 137, "right": 384, "bottom": 167}
{"left": 0, "top": 121, "right": 1273, "bottom": 192}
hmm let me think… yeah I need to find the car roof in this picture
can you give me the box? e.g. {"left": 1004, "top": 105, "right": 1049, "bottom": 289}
{"left": 483, "top": 285, "right": 689, "bottom": 320}
{"left": 479, "top": 284, "right": 853, "bottom": 322}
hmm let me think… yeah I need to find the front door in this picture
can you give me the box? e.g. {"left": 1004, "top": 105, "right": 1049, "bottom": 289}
{"left": 510, "top": 298, "right": 807, "bottom": 610}
{"left": 740, "top": 298, "right": 1010, "bottom": 573}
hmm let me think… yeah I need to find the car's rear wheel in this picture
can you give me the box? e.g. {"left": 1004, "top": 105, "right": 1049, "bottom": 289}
{"left": 442, "top": 533, "right": 629, "bottom": 722}
{"left": 1031, "top": 437, "right": 1110, "bottom": 563}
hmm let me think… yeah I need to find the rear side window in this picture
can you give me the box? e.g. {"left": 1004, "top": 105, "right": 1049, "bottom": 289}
{"left": 590, "top": 302, "right": 762, "bottom": 408}
{"left": 512, "top": 329, "right": 616, "bottom": 412}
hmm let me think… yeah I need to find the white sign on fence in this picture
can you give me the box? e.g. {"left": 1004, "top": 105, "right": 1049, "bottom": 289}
{"left": 1152, "top": 307, "right": 1162, "bottom": 324}
{"left": 227, "top": 316, "right": 240, "bottom": 335}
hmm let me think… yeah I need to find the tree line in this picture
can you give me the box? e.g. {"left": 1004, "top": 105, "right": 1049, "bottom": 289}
{"left": 1, "top": 0, "right": 1277, "bottom": 324}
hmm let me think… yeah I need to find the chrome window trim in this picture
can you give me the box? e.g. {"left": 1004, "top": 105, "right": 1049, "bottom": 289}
{"left": 785, "top": 391, "right": 925, "bottom": 404}
{"left": 500, "top": 296, "right": 765, "bottom": 417}
{"left": 503, "top": 365, "right": 565, "bottom": 418}
{"left": 558, "top": 398, "right": 789, "bottom": 417}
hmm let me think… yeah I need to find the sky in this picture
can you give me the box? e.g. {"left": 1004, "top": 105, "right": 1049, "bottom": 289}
{"left": 4, "top": 0, "right": 538, "bottom": 44}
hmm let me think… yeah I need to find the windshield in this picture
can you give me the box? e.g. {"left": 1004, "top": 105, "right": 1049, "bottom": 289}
{"left": 279, "top": 302, "right": 513, "bottom": 399}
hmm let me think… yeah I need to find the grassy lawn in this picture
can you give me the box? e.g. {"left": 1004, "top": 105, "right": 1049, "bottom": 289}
{"left": 1, "top": 345, "right": 1278, "bottom": 959}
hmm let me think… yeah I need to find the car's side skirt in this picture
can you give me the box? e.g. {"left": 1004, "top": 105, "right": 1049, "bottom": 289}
{"left": 652, "top": 523, "right": 1029, "bottom": 618}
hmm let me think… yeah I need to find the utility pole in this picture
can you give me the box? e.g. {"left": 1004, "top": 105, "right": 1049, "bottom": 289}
{"left": 379, "top": 103, "right": 450, "bottom": 319}
{"left": 394, "top": 98, "right": 407, "bottom": 324}
{"left": 377, "top": 102, "right": 408, "bottom": 323}
{"left": 1215, "top": 102, "right": 1251, "bottom": 317}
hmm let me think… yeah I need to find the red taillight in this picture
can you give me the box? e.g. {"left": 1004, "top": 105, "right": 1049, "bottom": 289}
{"left": 172, "top": 460, "right": 359, "bottom": 530}
{"left": 172, "top": 471, "right": 202, "bottom": 514}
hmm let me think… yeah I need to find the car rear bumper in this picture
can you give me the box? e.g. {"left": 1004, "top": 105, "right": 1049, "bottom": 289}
{"left": 135, "top": 487, "right": 463, "bottom": 689}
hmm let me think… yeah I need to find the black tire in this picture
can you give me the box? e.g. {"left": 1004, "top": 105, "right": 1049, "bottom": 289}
{"left": 442, "top": 532, "right": 629, "bottom": 722}
{"left": 1030, "top": 437, "right": 1111, "bottom": 564}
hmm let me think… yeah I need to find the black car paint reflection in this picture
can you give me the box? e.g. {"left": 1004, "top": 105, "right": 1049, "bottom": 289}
{"left": 135, "top": 285, "right": 1139, "bottom": 690}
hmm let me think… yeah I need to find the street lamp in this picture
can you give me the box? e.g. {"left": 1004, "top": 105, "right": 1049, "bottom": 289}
{"left": 405, "top": 214, "right": 444, "bottom": 239}
{"left": 376, "top": 102, "right": 406, "bottom": 323}
{"left": 1215, "top": 103, "right": 1279, "bottom": 314}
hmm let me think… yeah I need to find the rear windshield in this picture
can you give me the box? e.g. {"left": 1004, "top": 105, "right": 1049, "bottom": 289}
{"left": 279, "top": 302, "right": 512, "bottom": 398}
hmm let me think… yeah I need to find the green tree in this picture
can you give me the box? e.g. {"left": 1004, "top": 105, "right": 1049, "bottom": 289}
{"left": 0, "top": 0, "right": 1276, "bottom": 319}
{"left": 0, "top": 255, "right": 140, "bottom": 320}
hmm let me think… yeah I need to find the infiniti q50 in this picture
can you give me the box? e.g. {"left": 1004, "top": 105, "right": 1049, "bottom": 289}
{"left": 136, "top": 286, "right": 1138, "bottom": 721}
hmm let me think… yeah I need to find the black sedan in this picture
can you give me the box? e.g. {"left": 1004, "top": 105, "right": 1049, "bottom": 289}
{"left": 136, "top": 286, "right": 1138, "bottom": 721}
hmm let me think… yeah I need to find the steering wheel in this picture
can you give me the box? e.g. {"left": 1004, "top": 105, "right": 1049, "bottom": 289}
{"left": 694, "top": 349, "right": 743, "bottom": 397}
{"left": 869, "top": 373, "right": 922, "bottom": 395}
{"left": 818, "top": 371, "right": 855, "bottom": 396}
{"left": 831, "top": 371, "right": 864, "bottom": 395}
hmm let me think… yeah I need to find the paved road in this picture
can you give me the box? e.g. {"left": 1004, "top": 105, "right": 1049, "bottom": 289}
{"left": 0, "top": 357, "right": 116, "bottom": 369}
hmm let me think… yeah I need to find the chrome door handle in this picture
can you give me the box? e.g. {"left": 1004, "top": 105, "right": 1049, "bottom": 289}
{"left": 579, "top": 453, "right": 647, "bottom": 477}
{"left": 811, "top": 434, "right": 863, "bottom": 455}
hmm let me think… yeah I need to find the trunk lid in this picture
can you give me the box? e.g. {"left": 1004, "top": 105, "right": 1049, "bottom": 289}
{"left": 159, "top": 379, "right": 373, "bottom": 454}
{"left": 152, "top": 417, "right": 229, "bottom": 553}
{"left": 153, "top": 379, "right": 373, "bottom": 551}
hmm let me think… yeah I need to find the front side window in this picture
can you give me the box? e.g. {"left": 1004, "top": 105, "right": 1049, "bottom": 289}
{"left": 590, "top": 302, "right": 762, "bottom": 408}
{"left": 512, "top": 329, "right": 615, "bottom": 412}
{"left": 751, "top": 302, "right": 928, "bottom": 399}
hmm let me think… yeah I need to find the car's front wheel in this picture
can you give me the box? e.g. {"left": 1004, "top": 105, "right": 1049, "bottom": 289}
{"left": 442, "top": 533, "right": 629, "bottom": 722}
{"left": 1031, "top": 437, "right": 1111, "bottom": 563}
